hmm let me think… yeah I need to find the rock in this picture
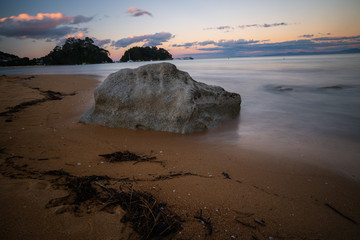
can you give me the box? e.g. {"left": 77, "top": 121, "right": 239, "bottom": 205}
{"left": 276, "top": 86, "right": 293, "bottom": 91}
{"left": 79, "top": 62, "right": 241, "bottom": 134}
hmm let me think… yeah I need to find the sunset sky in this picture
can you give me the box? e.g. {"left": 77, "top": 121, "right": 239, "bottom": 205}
{"left": 1, "top": 0, "right": 360, "bottom": 60}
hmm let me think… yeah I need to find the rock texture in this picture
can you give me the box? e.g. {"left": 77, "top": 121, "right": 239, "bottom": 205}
{"left": 79, "top": 62, "right": 241, "bottom": 133}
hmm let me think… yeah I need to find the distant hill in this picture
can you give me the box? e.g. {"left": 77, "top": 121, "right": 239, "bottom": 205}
{"left": 120, "top": 46, "right": 172, "bottom": 62}
{"left": 0, "top": 51, "right": 36, "bottom": 66}
{"left": 259, "top": 48, "right": 360, "bottom": 57}
{"left": 43, "top": 37, "right": 113, "bottom": 65}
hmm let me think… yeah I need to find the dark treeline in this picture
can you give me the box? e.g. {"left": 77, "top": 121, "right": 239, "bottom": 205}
{"left": 43, "top": 37, "right": 112, "bottom": 65}
{"left": 0, "top": 37, "right": 113, "bottom": 66}
{"left": 120, "top": 46, "right": 172, "bottom": 62}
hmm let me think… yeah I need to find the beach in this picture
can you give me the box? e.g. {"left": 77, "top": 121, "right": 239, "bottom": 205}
{"left": 0, "top": 74, "right": 360, "bottom": 239}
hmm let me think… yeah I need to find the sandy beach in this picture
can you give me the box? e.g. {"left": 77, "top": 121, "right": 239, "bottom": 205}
{"left": 0, "top": 74, "right": 359, "bottom": 239}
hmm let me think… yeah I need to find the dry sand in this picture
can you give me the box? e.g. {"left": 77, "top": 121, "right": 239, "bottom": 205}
{"left": 0, "top": 74, "right": 359, "bottom": 239}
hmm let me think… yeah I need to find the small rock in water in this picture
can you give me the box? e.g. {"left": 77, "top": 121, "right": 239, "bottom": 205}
{"left": 276, "top": 86, "right": 293, "bottom": 91}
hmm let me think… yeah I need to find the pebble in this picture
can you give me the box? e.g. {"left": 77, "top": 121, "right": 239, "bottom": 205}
{"left": 77, "top": 163, "right": 81, "bottom": 166}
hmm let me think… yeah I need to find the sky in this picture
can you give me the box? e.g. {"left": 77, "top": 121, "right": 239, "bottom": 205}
{"left": 1, "top": 0, "right": 360, "bottom": 60}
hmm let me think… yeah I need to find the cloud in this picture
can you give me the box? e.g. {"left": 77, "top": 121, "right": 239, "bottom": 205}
{"left": 199, "top": 40, "right": 216, "bottom": 46}
{"left": 238, "top": 22, "right": 288, "bottom": 29}
{"left": 204, "top": 25, "right": 234, "bottom": 31}
{"left": 205, "top": 22, "right": 289, "bottom": 31}
{"left": 172, "top": 35, "right": 360, "bottom": 58}
{"left": 312, "top": 35, "right": 360, "bottom": 41}
{"left": 171, "top": 40, "right": 218, "bottom": 48}
{"left": 172, "top": 42, "right": 197, "bottom": 48}
{"left": 70, "top": 15, "right": 94, "bottom": 24}
{"left": 0, "top": 12, "right": 93, "bottom": 40}
{"left": 93, "top": 38, "right": 112, "bottom": 48}
{"left": 65, "top": 32, "right": 85, "bottom": 39}
{"left": 172, "top": 39, "right": 259, "bottom": 49}
{"left": 215, "top": 39, "right": 260, "bottom": 47}
{"left": 263, "top": 22, "right": 287, "bottom": 28}
{"left": 299, "top": 34, "right": 314, "bottom": 38}
{"left": 126, "top": 7, "right": 153, "bottom": 17}
{"left": 112, "top": 32, "right": 173, "bottom": 48}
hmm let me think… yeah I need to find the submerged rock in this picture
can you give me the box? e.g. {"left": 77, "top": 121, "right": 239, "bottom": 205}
{"left": 79, "top": 62, "right": 241, "bottom": 133}
{"left": 319, "top": 85, "right": 342, "bottom": 90}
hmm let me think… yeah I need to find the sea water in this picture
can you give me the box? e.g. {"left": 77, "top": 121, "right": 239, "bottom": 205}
{"left": 1, "top": 54, "right": 360, "bottom": 179}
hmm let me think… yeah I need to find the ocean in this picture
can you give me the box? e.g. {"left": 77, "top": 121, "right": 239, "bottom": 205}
{"left": 1, "top": 54, "right": 360, "bottom": 180}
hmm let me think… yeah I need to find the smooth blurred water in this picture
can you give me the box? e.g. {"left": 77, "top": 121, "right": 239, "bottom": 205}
{"left": 1, "top": 54, "right": 360, "bottom": 179}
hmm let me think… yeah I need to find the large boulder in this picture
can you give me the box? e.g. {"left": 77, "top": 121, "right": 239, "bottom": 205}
{"left": 79, "top": 62, "right": 241, "bottom": 133}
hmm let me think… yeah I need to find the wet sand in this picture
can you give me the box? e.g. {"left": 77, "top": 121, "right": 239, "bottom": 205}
{"left": 0, "top": 74, "right": 359, "bottom": 239}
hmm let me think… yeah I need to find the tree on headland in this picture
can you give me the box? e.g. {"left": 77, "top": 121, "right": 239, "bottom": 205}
{"left": 43, "top": 37, "right": 113, "bottom": 65}
{"left": 120, "top": 46, "right": 172, "bottom": 62}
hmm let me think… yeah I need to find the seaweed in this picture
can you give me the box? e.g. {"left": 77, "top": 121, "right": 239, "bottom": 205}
{"left": 44, "top": 169, "right": 70, "bottom": 176}
{"left": 46, "top": 174, "right": 182, "bottom": 239}
{"left": 325, "top": 203, "right": 357, "bottom": 224}
{"left": 0, "top": 87, "right": 76, "bottom": 122}
{"left": 222, "top": 172, "right": 231, "bottom": 179}
{"left": 194, "top": 209, "right": 213, "bottom": 235}
{"left": 99, "top": 151, "right": 164, "bottom": 166}
{"left": 152, "top": 172, "right": 207, "bottom": 181}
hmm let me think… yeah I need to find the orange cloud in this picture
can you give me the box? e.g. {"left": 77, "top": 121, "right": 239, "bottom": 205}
{"left": 66, "top": 33, "right": 85, "bottom": 39}
{"left": 0, "top": 12, "right": 93, "bottom": 40}
{"left": 126, "top": 7, "right": 139, "bottom": 13}
{"left": 0, "top": 13, "right": 71, "bottom": 23}
{"left": 126, "top": 7, "right": 153, "bottom": 17}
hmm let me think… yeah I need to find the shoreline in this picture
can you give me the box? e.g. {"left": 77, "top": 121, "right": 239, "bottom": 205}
{"left": 0, "top": 74, "right": 359, "bottom": 239}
